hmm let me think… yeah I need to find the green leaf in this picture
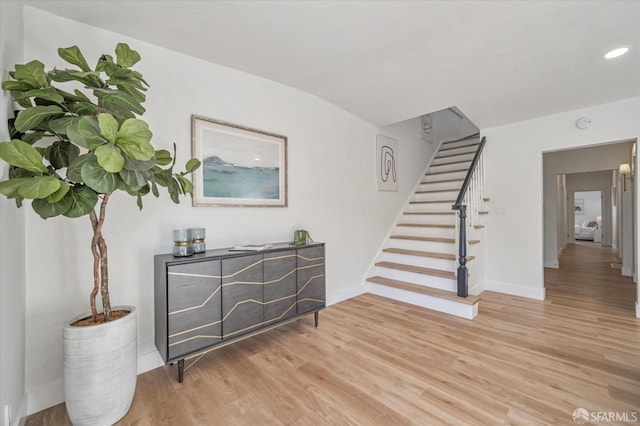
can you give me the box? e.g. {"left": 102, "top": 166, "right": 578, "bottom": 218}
{"left": 155, "top": 149, "right": 172, "bottom": 166}
{"left": 150, "top": 178, "right": 159, "bottom": 197}
{"left": 67, "top": 116, "right": 106, "bottom": 150}
{"left": 46, "top": 182, "right": 70, "bottom": 202}
{"left": 48, "top": 69, "right": 103, "bottom": 88}
{"left": 63, "top": 185, "right": 98, "bottom": 218}
{"left": 115, "top": 43, "right": 141, "bottom": 68}
{"left": 14, "top": 105, "right": 64, "bottom": 132}
{"left": 0, "top": 140, "right": 48, "bottom": 173}
{"left": 66, "top": 153, "right": 94, "bottom": 182}
{"left": 47, "top": 117, "right": 77, "bottom": 135}
{"left": 97, "top": 90, "right": 145, "bottom": 118}
{"left": 119, "top": 168, "right": 148, "bottom": 190}
{"left": 80, "top": 156, "right": 122, "bottom": 193}
{"left": 0, "top": 178, "right": 32, "bottom": 198}
{"left": 68, "top": 102, "right": 98, "bottom": 116}
{"left": 14, "top": 60, "right": 49, "bottom": 88}
{"left": 2, "top": 80, "right": 36, "bottom": 91}
{"left": 16, "top": 87, "right": 64, "bottom": 104}
{"left": 17, "top": 175, "right": 61, "bottom": 199}
{"left": 95, "top": 144, "right": 124, "bottom": 173}
{"left": 168, "top": 177, "right": 181, "bottom": 203}
{"left": 116, "top": 119, "right": 154, "bottom": 161}
{"left": 97, "top": 113, "right": 119, "bottom": 144}
{"left": 176, "top": 174, "right": 194, "bottom": 195}
{"left": 185, "top": 158, "right": 201, "bottom": 173}
{"left": 20, "top": 131, "right": 47, "bottom": 145}
{"left": 32, "top": 193, "right": 73, "bottom": 219}
{"left": 123, "top": 155, "right": 155, "bottom": 171}
{"left": 58, "top": 46, "right": 91, "bottom": 72}
{"left": 47, "top": 141, "right": 80, "bottom": 169}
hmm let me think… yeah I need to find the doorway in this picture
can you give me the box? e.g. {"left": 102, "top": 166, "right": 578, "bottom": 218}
{"left": 573, "top": 191, "right": 602, "bottom": 244}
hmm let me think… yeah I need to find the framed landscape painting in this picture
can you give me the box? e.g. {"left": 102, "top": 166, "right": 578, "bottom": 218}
{"left": 191, "top": 116, "right": 288, "bottom": 207}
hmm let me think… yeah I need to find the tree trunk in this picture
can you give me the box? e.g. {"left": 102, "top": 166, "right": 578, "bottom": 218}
{"left": 89, "top": 193, "right": 112, "bottom": 322}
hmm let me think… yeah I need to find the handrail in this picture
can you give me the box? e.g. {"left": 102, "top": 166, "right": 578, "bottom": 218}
{"left": 451, "top": 136, "right": 486, "bottom": 298}
{"left": 452, "top": 136, "right": 486, "bottom": 209}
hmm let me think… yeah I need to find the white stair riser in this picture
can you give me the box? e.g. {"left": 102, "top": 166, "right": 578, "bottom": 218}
{"left": 381, "top": 252, "right": 456, "bottom": 271}
{"left": 414, "top": 191, "right": 458, "bottom": 202}
{"left": 373, "top": 267, "right": 457, "bottom": 292}
{"left": 366, "top": 283, "right": 478, "bottom": 319}
{"left": 400, "top": 214, "right": 456, "bottom": 225}
{"left": 407, "top": 203, "right": 454, "bottom": 212}
{"left": 422, "top": 165, "right": 471, "bottom": 175}
{"left": 395, "top": 226, "right": 455, "bottom": 238}
{"left": 419, "top": 181, "right": 463, "bottom": 191}
{"left": 389, "top": 238, "right": 455, "bottom": 253}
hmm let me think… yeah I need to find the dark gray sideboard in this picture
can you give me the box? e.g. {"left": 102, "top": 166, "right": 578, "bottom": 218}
{"left": 154, "top": 242, "right": 325, "bottom": 382}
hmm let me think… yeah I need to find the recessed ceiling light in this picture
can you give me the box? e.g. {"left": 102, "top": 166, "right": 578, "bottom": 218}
{"left": 604, "top": 47, "right": 630, "bottom": 59}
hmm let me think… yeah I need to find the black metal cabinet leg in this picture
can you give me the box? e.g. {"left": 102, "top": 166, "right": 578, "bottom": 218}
{"left": 178, "top": 359, "right": 184, "bottom": 383}
{"left": 314, "top": 311, "right": 319, "bottom": 327}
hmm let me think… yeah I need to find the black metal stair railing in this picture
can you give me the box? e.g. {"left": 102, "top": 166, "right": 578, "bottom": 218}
{"left": 451, "top": 136, "right": 486, "bottom": 297}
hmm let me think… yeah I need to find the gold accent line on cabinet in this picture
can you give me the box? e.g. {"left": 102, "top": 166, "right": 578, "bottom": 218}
{"left": 264, "top": 268, "right": 297, "bottom": 285}
{"left": 168, "top": 272, "right": 221, "bottom": 279}
{"left": 297, "top": 274, "right": 325, "bottom": 294}
{"left": 169, "top": 319, "right": 223, "bottom": 338}
{"left": 169, "top": 334, "right": 223, "bottom": 347}
{"left": 297, "top": 254, "right": 325, "bottom": 262}
{"left": 168, "top": 285, "right": 222, "bottom": 316}
{"left": 264, "top": 254, "right": 296, "bottom": 261}
{"left": 222, "top": 258, "right": 264, "bottom": 278}
{"left": 296, "top": 263, "right": 325, "bottom": 271}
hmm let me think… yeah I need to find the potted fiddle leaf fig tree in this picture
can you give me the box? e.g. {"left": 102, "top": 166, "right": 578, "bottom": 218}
{"left": 0, "top": 43, "right": 200, "bottom": 425}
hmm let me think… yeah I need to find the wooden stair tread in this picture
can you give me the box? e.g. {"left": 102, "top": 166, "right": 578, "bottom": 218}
{"left": 404, "top": 211, "right": 455, "bottom": 215}
{"left": 469, "top": 240, "right": 480, "bottom": 245}
{"left": 441, "top": 133, "right": 480, "bottom": 144}
{"left": 375, "top": 261, "right": 455, "bottom": 279}
{"left": 409, "top": 200, "right": 455, "bottom": 205}
{"left": 474, "top": 225, "right": 485, "bottom": 229}
{"left": 416, "top": 188, "right": 460, "bottom": 194}
{"left": 398, "top": 223, "right": 455, "bottom": 229}
{"left": 383, "top": 248, "right": 476, "bottom": 262}
{"left": 421, "top": 178, "right": 464, "bottom": 185}
{"left": 367, "top": 276, "right": 480, "bottom": 305}
{"left": 479, "top": 211, "right": 489, "bottom": 215}
{"left": 483, "top": 197, "right": 490, "bottom": 202}
{"left": 390, "top": 235, "right": 455, "bottom": 243}
{"left": 425, "top": 168, "right": 468, "bottom": 176}
{"left": 439, "top": 142, "right": 480, "bottom": 152}
{"left": 431, "top": 159, "right": 473, "bottom": 166}
{"left": 435, "top": 151, "right": 476, "bottom": 159}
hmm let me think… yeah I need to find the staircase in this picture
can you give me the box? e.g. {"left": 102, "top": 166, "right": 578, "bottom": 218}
{"left": 366, "top": 133, "right": 487, "bottom": 319}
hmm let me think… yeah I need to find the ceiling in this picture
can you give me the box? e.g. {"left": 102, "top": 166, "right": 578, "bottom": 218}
{"left": 20, "top": 0, "right": 640, "bottom": 128}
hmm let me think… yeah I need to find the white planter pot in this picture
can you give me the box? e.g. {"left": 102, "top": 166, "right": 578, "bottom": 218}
{"left": 63, "top": 305, "right": 137, "bottom": 426}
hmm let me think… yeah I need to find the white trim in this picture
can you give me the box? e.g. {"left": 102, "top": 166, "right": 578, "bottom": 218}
{"left": 11, "top": 394, "right": 27, "bottom": 426}
{"left": 469, "top": 280, "right": 485, "bottom": 296}
{"left": 544, "top": 260, "right": 559, "bottom": 269}
{"left": 636, "top": 302, "right": 640, "bottom": 318}
{"left": 366, "top": 282, "right": 478, "bottom": 319}
{"left": 327, "top": 284, "right": 365, "bottom": 306}
{"left": 26, "top": 380, "right": 63, "bottom": 416}
{"left": 137, "top": 349, "right": 164, "bottom": 375}
{"left": 622, "top": 266, "right": 632, "bottom": 277}
{"left": 485, "top": 280, "right": 546, "bottom": 300}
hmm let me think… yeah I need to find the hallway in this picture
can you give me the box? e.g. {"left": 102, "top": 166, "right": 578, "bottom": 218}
{"left": 545, "top": 242, "right": 636, "bottom": 315}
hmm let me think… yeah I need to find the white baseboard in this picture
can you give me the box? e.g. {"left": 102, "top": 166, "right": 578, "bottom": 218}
{"left": 469, "top": 280, "right": 485, "bottom": 296}
{"left": 327, "top": 284, "right": 365, "bottom": 306}
{"left": 622, "top": 266, "right": 632, "bottom": 277}
{"left": 485, "top": 280, "right": 546, "bottom": 300}
{"left": 11, "top": 394, "right": 27, "bottom": 426}
{"left": 543, "top": 261, "right": 559, "bottom": 269}
{"left": 636, "top": 302, "right": 640, "bottom": 318}
{"left": 137, "top": 348, "right": 164, "bottom": 375}
{"left": 26, "top": 380, "right": 63, "bottom": 416}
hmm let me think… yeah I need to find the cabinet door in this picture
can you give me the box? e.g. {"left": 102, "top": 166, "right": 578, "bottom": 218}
{"left": 296, "top": 246, "right": 326, "bottom": 314}
{"left": 221, "top": 254, "right": 264, "bottom": 339}
{"left": 167, "top": 260, "right": 222, "bottom": 360}
{"left": 263, "top": 250, "right": 297, "bottom": 325}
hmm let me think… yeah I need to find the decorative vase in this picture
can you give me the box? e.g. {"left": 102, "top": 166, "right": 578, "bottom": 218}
{"left": 63, "top": 305, "right": 137, "bottom": 426}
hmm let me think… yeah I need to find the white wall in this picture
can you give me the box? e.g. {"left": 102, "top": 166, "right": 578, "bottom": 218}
{"left": 19, "top": 7, "right": 433, "bottom": 413}
{"left": 0, "top": 2, "right": 26, "bottom": 425}
{"left": 482, "top": 97, "right": 640, "bottom": 300}
{"left": 432, "top": 107, "right": 479, "bottom": 143}
{"left": 574, "top": 191, "right": 601, "bottom": 226}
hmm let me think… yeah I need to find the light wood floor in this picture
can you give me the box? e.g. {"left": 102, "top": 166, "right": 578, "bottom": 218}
{"left": 27, "top": 243, "right": 639, "bottom": 425}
